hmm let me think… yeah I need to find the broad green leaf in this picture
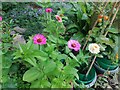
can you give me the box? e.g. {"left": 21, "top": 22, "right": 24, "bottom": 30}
{"left": 63, "top": 66, "right": 79, "bottom": 79}
{"left": 13, "top": 50, "right": 22, "bottom": 59}
{"left": 107, "top": 28, "right": 118, "bottom": 34}
{"left": 26, "top": 38, "right": 33, "bottom": 50}
{"left": 50, "top": 51, "right": 59, "bottom": 60}
{"left": 96, "top": 35, "right": 115, "bottom": 48}
{"left": 57, "top": 54, "right": 68, "bottom": 60}
{"left": 65, "top": 46, "right": 71, "bottom": 54}
{"left": 18, "top": 44, "right": 24, "bottom": 53}
{"left": 58, "top": 39, "right": 67, "bottom": 45}
{"left": 69, "top": 53, "right": 79, "bottom": 62}
{"left": 78, "top": 2, "right": 86, "bottom": 13}
{"left": 45, "top": 44, "right": 55, "bottom": 53}
{"left": 48, "top": 35, "right": 57, "bottom": 43}
{"left": 32, "top": 50, "right": 48, "bottom": 57}
{"left": 71, "top": 32, "right": 84, "bottom": 42}
{"left": 23, "top": 67, "right": 41, "bottom": 82}
{"left": 36, "top": 56, "right": 47, "bottom": 61}
{"left": 2, "top": 56, "right": 12, "bottom": 68}
{"left": 81, "top": 13, "right": 88, "bottom": 20}
{"left": 24, "top": 57, "right": 37, "bottom": 67}
{"left": 30, "top": 78, "right": 51, "bottom": 88}
{"left": 67, "top": 24, "right": 78, "bottom": 30}
{"left": 44, "top": 60, "right": 56, "bottom": 74}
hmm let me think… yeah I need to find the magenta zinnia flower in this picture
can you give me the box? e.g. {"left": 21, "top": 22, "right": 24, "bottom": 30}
{"left": 33, "top": 34, "right": 47, "bottom": 45}
{"left": 45, "top": 8, "right": 52, "bottom": 13}
{"left": 68, "top": 40, "right": 81, "bottom": 51}
{"left": 55, "top": 15, "right": 62, "bottom": 22}
{"left": 0, "top": 16, "right": 2, "bottom": 21}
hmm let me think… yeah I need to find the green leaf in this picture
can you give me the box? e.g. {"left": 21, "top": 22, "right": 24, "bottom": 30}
{"left": 81, "top": 13, "right": 88, "bottom": 20}
{"left": 107, "top": 28, "right": 118, "bottom": 34}
{"left": 69, "top": 53, "right": 79, "bottom": 62}
{"left": 57, "top": 54, "right": 68, "bottom": 60}
{"left": 45, "top": 44, "right": 55, "bottom": 53}
{"left": 65, "top": 46, "right": 71, "bottom": 54}
{"left": 30, "top": 78, "right": 51, "bottom": 88}
{"left": 48, "top": 35, "right": 57, "bottom": 43}
{"left": 2, "top": 56, "right": 12, "bottom": 68}
{"left": 36, "top": 56, "right": 47, "bottom": 61}
{"left": 13, "top": 50, "right": 22, "bottom": 59}
{"left": 50, "top": 51, "right": 59, "bottom": 60}
{"left": 18, "top": 44, "right": 24, "bottom": 53}
{"left": 32, "top": 50, "right": 48, "bottom": 57}
{"left": 26, "top": 38, "right": 33, "bottom": 50}
{"left": 63, "top": 66, "right": 79, "bottom": 79}
{"left": 44, "top": 60, "right": 56, "bottom": 74}
{"left": 24, "top": 57, "right": 37, "bottom": 67}
{"left": 97, "top": 35, "right": 115, "bottom": 48}
{"left": 23, "top": 67, "right": 41, "bottom": 82}
{"left": 67, "top": 24, "right": 78, "bottom": 30}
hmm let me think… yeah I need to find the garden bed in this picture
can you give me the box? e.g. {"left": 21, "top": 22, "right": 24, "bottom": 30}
{"left": 1, "top": 1, "right": 120, "bottom": 89}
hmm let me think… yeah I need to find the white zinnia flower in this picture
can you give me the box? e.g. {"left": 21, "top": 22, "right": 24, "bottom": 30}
{"left": 88, "top": 43, "right": 100, "bottom": 54}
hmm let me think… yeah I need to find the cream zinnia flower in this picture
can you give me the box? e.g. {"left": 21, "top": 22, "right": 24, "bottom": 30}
{"left": 88, "top": 43, "right": 100, "bottom": 54}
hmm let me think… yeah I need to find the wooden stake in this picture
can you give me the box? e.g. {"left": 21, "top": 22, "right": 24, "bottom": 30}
{"left": 86, "top": 55, "right": 97, "bottom": 77}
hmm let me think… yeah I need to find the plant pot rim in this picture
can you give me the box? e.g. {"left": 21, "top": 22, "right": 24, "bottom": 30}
{"left": 96, "top": 59, "right": 118, "bottom": 70}
{"left": 94, "top": 62, "right": 119, "bottom": 74}
{"left": 76, "top": 67, "right": 96, "bottom": 85}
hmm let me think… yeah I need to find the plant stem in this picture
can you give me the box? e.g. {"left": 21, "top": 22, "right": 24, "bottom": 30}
{"left": 104, "top": 2, "right": 120, "bottom": 36}
{"left": 82, "top": 20, "right": 97, "bottom": 51}
{"left": 39, "top": 45, "right": 41, "bottom": 50}
{"left": 86, "top": 55, "right": 97, "bottom": 77}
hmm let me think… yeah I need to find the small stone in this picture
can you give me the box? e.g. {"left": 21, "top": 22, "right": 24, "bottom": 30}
{"left": 13, "top": 34, "right": 26, "bottom": 47}
{"left": 14, "top": 26, "right": 26, "bottom": 34}
{"left": 10, "top": 30, "right": 16, "bottom": 35}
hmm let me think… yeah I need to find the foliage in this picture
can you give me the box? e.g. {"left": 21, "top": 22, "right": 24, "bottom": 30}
{"left": 2, "top": 2, "right": 119, "bottom": 89}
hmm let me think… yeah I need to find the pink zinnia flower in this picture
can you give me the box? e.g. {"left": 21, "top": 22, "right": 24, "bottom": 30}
{"left": 45, "top": 8, "right": 52, "bottom": 13}
{"left": 68, "top": 40, "right": 81, "bottom": 51}
{"left": 55, "top": 15, "right": 62, "bottom": 22}
{"left": 0, "top": 16, "right": 2, "bottom": 21}
{"left": 33, "top": 34, "right": 47, "bottom": 45}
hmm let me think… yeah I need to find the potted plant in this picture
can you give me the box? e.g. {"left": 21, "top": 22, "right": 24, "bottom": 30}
{"left": 87, "top": 15, "right": 119, "bottom": 74}
{"left": 92, "top": 14, "right": 119, "bottom": 74}
{"left": 74, "top": 43, "right": 102, "bottom": 88}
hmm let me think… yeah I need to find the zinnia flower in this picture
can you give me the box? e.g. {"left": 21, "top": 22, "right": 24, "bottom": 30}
{"left": 88, "top": 43, "right": 100, "bottom": 54}
{"left": 68, "top": 40, "right": 81, "bottom": 51}
{"left": 33, "top": 34, "right": 46, "bottom": 45}
{"left": 0, "top": 16, "right": 2, "bottom": 21}
{"left": 45, "top": 8, "right": 52, "bottom": 13}
{"left": 55, "top": 15, "right": 62, "bottom": 22}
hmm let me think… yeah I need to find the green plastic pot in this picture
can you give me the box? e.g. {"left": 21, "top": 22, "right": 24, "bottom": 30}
{"left": 76, "top": 67, "right": 96, "bottom": 85}
{"left": 96, "top": 58, "right": 118, "bottom": 70}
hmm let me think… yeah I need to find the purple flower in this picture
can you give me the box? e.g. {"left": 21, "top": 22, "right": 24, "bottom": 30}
{"left": 68, "top": 40, "right": 81, "bottom": 51}
{"left": 33, "top": 34, "right": 47, "bottom": 45}
{"left": 0, "top": 16, "right": 2, "bottom": 21}
{"left": 45, "top": 8, "right": 52, "bottom": 13}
